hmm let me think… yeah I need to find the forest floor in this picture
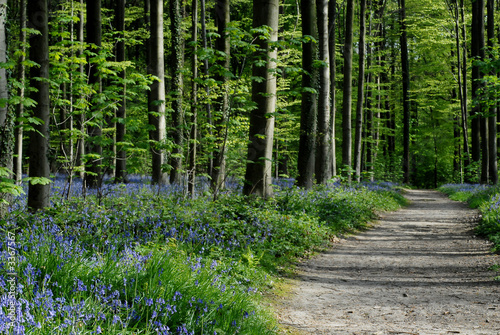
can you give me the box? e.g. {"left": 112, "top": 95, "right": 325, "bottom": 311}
{"left": 274, "top": 189, "right": 500, "bottom": 335}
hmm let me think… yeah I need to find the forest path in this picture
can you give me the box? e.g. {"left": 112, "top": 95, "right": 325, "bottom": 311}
{"left": 276, "top": 189, "right": 500, "bottom": 335}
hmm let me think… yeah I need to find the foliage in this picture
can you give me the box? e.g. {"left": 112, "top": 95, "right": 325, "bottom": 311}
{"left": 0, "top": 176, "right": 405, "bottom": 333}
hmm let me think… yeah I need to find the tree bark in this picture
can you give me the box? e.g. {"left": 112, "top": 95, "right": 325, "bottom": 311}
{"left": 210, "top": 0, "right": 230, "bottom": 194}
{"left": 354, "top": 0, "right": 367, "bottom": 182}
{"left": 315, "top": 0, "right": 331, "bottom": 184}
{"left": 243, "top": 0, "right": 279, "bottom": 198}
{"left": 399, "top": 0, "right": 411, "bottom": 184}
{"left": 487, "top": 0, "right": 498, "bottom": 184}
{"left": 115, "top": 0, "right": 127, "bottom": 183}
{"left": 27, "top": 0, "right": 51, "bottom": 210}
{"left": 148, "top": 0, "right": 168, "bottom": 184}
{"left": 169, "top": 0, "right": 184, "bottom": 184}
{"left": 85, "top": 0, "right": 103, "bottom": 188}
{"left": 188, "top": 0, "right": 198, "bottom": 197}
{"left": 328, "top": 0, "right": 337, "bottom": 176}
{"left": 297, "top": 0, "right": 317, "bottom": 189}
{"left": 342, "top": 0, "right": 354, "bottom": 181}
{"left": 471, "top": 0, "right": 484, "bottom": 167}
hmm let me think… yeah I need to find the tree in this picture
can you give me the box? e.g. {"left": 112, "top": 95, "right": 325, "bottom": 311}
{"left": 211, "top": 0, "right": 230, "bottom": 194}
{"left": 342, "top": 0, "right": 354, "bottom": 181}
{"left": 188, "top": 0, "right": 198, "bottom": 197}
{"left": 148, "top": 0, "right": 167, "bottom": 184}
{"left": 471, "top": 0, "right": 484, "bottom": 168}
{"left": 27, "top": 0, "right": 51, "bottom": 210}
{"left": 399, "top": 0, "right": 411, "bottom": 184}
{"left": 315, "top": 0, "right": 332, "bottom": 184}
{"left": 354, "top": 0, "right": 367, "bottom": 182}
{"left": 85, "top": 0, "right": 103, "bottom": 188}
{"left": 169, "top": 0, "right": 184, "bottom": 184}
{"left": 329, "top": 0, "right": 337, "bottom": 176}
{"left": 487, "top": 0, "right": 497, "bottom": 184}
{"left": 297, "top": 0, "right": 317, "bottom": 189}
{"left": 243, "top": 0, "right": 279, "bottom": 198}
{"left": 115, "top": 0, "right": 127, "bottom": 183}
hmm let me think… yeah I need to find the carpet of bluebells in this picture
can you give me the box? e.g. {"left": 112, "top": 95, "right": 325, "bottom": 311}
{"left": 439, "top": 183, "right": 500, "bottom": 253}
{"left": 0, "top": 176, "right": 406, "bottom": 334}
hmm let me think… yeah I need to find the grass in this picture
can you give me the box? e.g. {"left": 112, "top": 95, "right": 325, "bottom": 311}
{"left": 439, "top": 183, "right": 500, "bottom": 253}
{"left": 0, "top": 176, "right": 406, "bottom": 334}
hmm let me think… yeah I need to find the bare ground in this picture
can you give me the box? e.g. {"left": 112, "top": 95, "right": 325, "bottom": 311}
{"left": 276, "top": 189, "right": 500, "bottom": 335}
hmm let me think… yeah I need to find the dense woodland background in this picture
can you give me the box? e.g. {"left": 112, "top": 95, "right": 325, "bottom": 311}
{"left": 0, "top": 0, "right": 500, "bottom": 211}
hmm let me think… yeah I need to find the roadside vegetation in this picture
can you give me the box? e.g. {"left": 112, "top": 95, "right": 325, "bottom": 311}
{"left": 439, "top": 184, "right": 500, "bottom": 253}
{"left": 0, "top": 177, "right": 405, "bottom": 334}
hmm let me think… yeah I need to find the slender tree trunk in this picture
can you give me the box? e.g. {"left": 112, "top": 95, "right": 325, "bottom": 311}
{"left": 487, "top": 0, "right": 498, "bottom": 184}
{"left": 115, "top": 0, "right": 127, "bottom": 183}
{"left": 200, "top": 0, "right": 213, "bottom": 178}
{"left": 170, "top": 0, "right": 184, "bottom": 184}
{"left": 76, "top": 0, "right": 85, "bottom": 181}
{"left": 243, "top": 0, "right": 279, "bottom": 198}
{"left": 399, "top": 0, "right": 411, "bottom": 184}
{"left": 13, "top": 0, "right": 26, "bottom": 184}
{"left": 315, "top": 0, "right": 331, "bottom": 184}
{"left": 86, "top": 0, "right": 103, "bottom": 188}
{"left": 0, "top": 0, "right": 12, "bottom": 215}
{"left": 354, "top": 0, "right": 367, "bottom": 182}
{"left": 471, "top": 0, "right": 484, "bottom": 167}
{"left": 188, "top": 0, "right": 198, "bottom": 197}
{"left": 148, "top": 0, "right": 168, "bottom": 184}
{"left": 342, "top": 0, "right": 354, "bottom": 181}
{"left": 210, "top": 0, "right": 230, "bottom": 193}
{"left": 27, "top": 0, "right": 50, "bottom": 210}
{"left": 328, "top": 0, "right": 337, "bottom": 176}
{"left": 297, "top": 0, "right": 317, "bottom": 189}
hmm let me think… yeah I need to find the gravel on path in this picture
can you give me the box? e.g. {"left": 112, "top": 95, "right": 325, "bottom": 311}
{"left": 276, "top": 189, "right": 500, "bottom": 335}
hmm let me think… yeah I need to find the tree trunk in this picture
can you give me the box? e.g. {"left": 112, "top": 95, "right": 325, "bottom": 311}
{"left": 169, "top": 0, "right": 184, "bottom": 184}
{"left": 354, "top": 0, "right": 367, "bottom": 182}
{"left": 27, "top": 0, "right": 50, "bottom": 210}
{"left": 115, "top": 0, "right": 127, "bottom": 183}
{"left": 471, "top": 0, "right": 484, "bottom": 167}
{"left": 210, "top": 0, "right": 230, "bottom": 194}
{"left": 86, "top": 0, "right": 103, "bottom": 188}
{"left": 297, "top": 0, "right": 317, "bottom": 189}
{"left": 342, "top": 0, "right": 354, "bottom": 181}
{"left": 487, "top": 0, "right": 498, "bottom": 184}
{"left": 315, "top": 0, "right": 331, "bottom": 184}
{"left": 328, "top": 0, "right": 337, "bottom": 176}
{"left": 188, "top": 0, "right": 198, "bottom": 197}
{"left": 13, "top": 0, "right": 26, "bottom": 184}
{"left": 76, "top": 0, "right": 85, "bottom": 181}
{"left": 243, "top": 0, "right": 279, "bottom": 198}
{"left": 399, "top": 0, "right": 411, "bottom": 184}
{"left": 148, "top": 0, "right": 168, "bottom": 184}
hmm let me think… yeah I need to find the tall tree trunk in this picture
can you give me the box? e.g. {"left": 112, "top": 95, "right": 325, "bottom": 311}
{"left": 399, "top": 0, "right": 411, "bottom": 184}
{"left": 188, "top": 0, "right": 198, "bottom": 197}
{"left": 13, "top": 0, "right": 26, "bottom": 184}
{"left": 210, "top": 0, "right": 230, "bottom": 193}
{"left": 170, "top": 0, "right": 184, "bottom": 184}
{"left": 27, "top": 0, "right": 50, "bottom": 210}
{"left": 0, "top": 0, "right": 12, "bottom": 215}
{"left": 471, "top": 0, "right": 484, "bottom": 168}
{"left": 115, "top": 0, "right": 127, "bottom": 183}
{"left": 342, "top": 0, "right": 354, "bottom": 181}
{"left": 487, "top": 0, "right": 498, "bottom": 184}
{"left": 76, "top": 0, "right": 85, "bottom": 181}
{"left": 243, "top": 0, "right": 279, "bottom": 198}
{"left": 297, "top": 0, "right": 317, "bottom": 189}
{"left": 148, "top": 0, "right": 168, "bottom": 184}
{"left": 315, "top": 0, "right": 331, "bottom": 184}
{"left": 328, "top": 0, "right": 337, "bottom": 176}
{"left": 354, "top": 0, "right": 367, "bottom": 182}
{"left": 86, "top": 0, "right": 103, "bottom": 188}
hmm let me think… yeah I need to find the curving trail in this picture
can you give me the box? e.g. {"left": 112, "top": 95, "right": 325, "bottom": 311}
{"left": 277, "top": 189, "right": 500, "bottom": 335}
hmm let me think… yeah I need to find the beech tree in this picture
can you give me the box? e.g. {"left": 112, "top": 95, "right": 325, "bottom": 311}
{"left": 243, "top": 0, "right": 279, "bottom": 198}
{"left": 342, "top": 0, "right": 354, "bottom": 181}
{"left": 27, "top": 0, "right": 51, "bottom": 210}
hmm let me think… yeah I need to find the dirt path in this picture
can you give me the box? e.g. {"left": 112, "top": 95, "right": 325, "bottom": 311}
{"left": 277, "top": 189, "right": 500, "bottom": 335}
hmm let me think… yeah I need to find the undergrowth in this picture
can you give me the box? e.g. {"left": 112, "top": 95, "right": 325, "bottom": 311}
{"left": 0, "top": 177, "right": 405, "bottom": 334}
